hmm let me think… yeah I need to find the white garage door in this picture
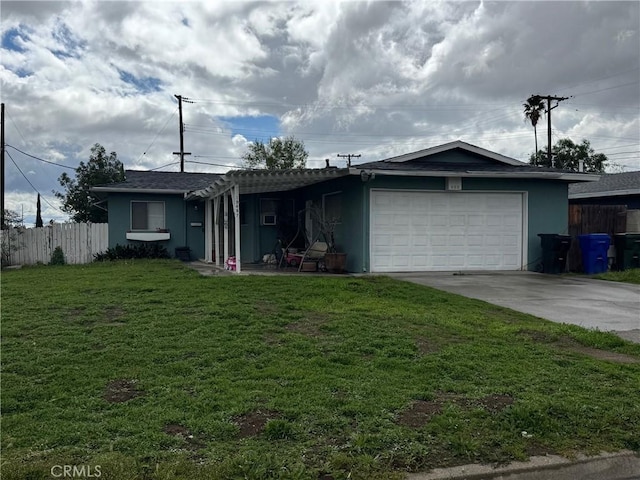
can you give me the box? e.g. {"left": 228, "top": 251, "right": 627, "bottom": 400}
{"left": 370, "top": 190, "right": 524, "bottom": 272}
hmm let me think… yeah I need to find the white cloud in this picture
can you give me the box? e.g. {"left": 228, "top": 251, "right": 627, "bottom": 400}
{"left": 0, "top": 0, "right": 637, "bottom": 221}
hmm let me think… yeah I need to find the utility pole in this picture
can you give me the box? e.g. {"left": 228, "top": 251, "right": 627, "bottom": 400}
{"left": 528, "top": 94, "right": 569, "bottom": 167}
{"left": 1, "top": 103, "right": 5, "bottom": 229}
{"left": 337, "top": 153, "right": 361, "bottom": 167}
{"left": 173, "top": 94, "right": 192, "bottom": 172}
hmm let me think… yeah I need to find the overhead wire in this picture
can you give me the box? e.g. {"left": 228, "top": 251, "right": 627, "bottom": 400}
{"left": 135, "top": 107, "right": 178, "bottom": 163}
{"left": 5, "top": 144, "right": 77, "bottom": 170}
{"left": 149, "top": 161, "right": 181, "bottom": 171}
{"left": 7, "top": 113, "right": 29, "bottom": 146}
{"left": 6, "top": 150, "right": 63, "bottom": 212}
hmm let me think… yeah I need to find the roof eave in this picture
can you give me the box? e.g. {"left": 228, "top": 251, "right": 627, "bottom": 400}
{"left": 382, "top": 140, "right": 524, "bottom": 166}
{"left": 189, "top": 168, "right": 350, "bottom": 198}
{"left": 91, "top": 187, "right": 188, "bottom": 194}
{"left": 569, "top": 188, "right": 640, "bottom": 199}
{"left": 349, "top": 168, "right": 600, "bottom": 181}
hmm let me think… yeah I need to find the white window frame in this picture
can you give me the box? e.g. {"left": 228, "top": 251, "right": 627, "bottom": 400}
{"left": 130, "top": 201, "right": 166, "bottom": 231}
{"left": 260, "top": 198, "right": 278, "bottom": 226}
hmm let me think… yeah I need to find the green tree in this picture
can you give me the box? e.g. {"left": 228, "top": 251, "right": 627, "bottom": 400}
{"left": 35, "top": 194, "right": 44, "bottom": 228}
{"left": 1, "top": 209, "right": 23, "bottom": 267}
{"left": 242, "top": 136, "right": 308, "bottom": 170}
{"left": 55, "top": 144, "right": 125, "bottom": 223}
{"left": 523, "top": 95, "right": 545, "bottom": 164}
{"left": 2, "top": 209, "right": 22, "bottom": 229}
{"left": 529, "top": 138, "right": 607, "bottom": 173}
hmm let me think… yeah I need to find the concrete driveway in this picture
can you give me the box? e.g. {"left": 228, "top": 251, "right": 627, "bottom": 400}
{"left": 388, "top": 272, "right": 640, "bottom": 343}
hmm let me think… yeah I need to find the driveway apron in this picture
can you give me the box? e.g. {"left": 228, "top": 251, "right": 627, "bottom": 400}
{"left": 388, "top": 272, "right": 640, "bottom": 343}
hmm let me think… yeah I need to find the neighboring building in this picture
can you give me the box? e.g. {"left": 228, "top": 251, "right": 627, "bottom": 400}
{"left": 95, "top": 141, "right": 598, "bottom": 272}
{"left": 568, "top": 171, "right": 640, "bottom": 209}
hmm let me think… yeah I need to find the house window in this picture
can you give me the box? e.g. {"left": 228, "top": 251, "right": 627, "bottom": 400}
{"left": 260, "top": 198, "right": 278, "bottom": 225}
{"left": 323, "top": 192, "right": 342, "bottom": 224}
{"left": 259, "top": 198, "right": 296, "bottom": 226}
{"left": 131, "top": 201, "right": 165, "bottom": 230}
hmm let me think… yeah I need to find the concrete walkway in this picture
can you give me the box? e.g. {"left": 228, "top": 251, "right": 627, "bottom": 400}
{"left": 407, "top": 450, "right": 640, "bottom": 480}
{"left": 388, "top": 272, "right": 640, "bottom": 343}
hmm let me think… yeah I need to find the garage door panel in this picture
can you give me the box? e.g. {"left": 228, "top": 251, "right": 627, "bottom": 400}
{"left": 371, "top": 191, "right": 523, "bottom": 272}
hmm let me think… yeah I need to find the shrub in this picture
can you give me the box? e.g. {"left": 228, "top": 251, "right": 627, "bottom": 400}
{"left": 94, "top": 243, "right": 170, "bottom": 261}
{"left": 50, "top": 246, "right": 66, "bottom": 265}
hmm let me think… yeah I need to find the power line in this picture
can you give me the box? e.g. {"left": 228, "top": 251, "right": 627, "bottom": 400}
{"left": 149, "top": 161, "right": 180, "bottom": 171}
{"left": 185, "top": 97, "right": 516, "bottom": 110}
{"left": 6, "top": 150, "right": 62, "bottom": 212}
{"left": 7, "top": 112, "right": 28, "bottom": 146}
{"left": 606, "top": 150, "right": 640, "bottom": 156}
{"left": 571, "top": 80, "right": 640, "bottom": 98}
{"left": 186, "top": 159, "right": 245, "bottom": 169}
{"left": 5, "top": 144, "right": 76, "bottom": 170}
{"left": 556, "top": 67, "right": 640, "bottom": 94}
{"left": 135, "top": 107, "right": 178, "bottom": 163}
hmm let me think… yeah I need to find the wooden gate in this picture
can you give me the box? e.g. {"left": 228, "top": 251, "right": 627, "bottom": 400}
{"left": 567, "top": 205, "right": 627, "bottom": 272}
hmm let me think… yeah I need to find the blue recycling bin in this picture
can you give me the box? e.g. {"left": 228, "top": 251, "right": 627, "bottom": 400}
{"left": 578, "top": 234, "right": 611, "bottom": 274}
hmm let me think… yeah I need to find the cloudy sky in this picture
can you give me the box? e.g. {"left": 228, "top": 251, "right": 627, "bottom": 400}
{"left": 1, "top": 0, "right": 639, "bottom": 226}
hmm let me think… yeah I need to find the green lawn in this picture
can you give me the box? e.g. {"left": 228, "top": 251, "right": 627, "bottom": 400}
{"left": 2, "top": 261, "right": 639, "bottom": 480}
{"left": 594, "top": 268, "right": 640, "bottom": 284}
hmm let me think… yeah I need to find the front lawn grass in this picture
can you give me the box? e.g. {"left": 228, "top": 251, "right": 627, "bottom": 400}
{"left": 2, "top": 260, "right": 639, "bottom": 480}
{"left": 594, "top": 268, "right": 640, "bottom": 284}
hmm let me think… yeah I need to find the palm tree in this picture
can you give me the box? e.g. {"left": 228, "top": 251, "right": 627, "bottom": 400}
{"left": 523, "top": 95, "right": 545, "bottom": 165}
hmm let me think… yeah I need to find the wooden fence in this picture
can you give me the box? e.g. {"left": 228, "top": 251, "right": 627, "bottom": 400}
{"left": 1, "top": 223, "right": 108, "bottom": 266}
{"left": 567, "top": 205, "right": 627, "bottom": 272}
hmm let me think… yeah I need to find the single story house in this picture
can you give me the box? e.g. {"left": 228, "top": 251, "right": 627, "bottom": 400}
{"left": 569, "top": 171, "right": 640, "bottom": 208}
{"left": 94, "top": 141, "right": 598, "bottom": 272}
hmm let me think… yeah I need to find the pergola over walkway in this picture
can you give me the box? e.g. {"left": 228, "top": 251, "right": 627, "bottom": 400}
{"left": 188, "top": 168, "right": 349, "bottom": 272}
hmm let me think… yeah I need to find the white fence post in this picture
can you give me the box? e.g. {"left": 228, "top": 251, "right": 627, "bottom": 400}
{"left": 1, "top": 223, "right": 109, "bottom": 266}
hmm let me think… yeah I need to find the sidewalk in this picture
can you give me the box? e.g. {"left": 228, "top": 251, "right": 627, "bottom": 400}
{"left": 407, "top": 451, "right": 640, "bottom": 480}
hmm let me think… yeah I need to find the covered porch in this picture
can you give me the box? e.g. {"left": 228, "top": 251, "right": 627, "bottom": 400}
{"left": 188, "top": 168, "right": 349, "bottom": 273}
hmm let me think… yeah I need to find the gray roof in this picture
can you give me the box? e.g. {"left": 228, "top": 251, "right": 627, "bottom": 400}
{"left": 568, "top": 171, "right": 640, "bottom": 198}
{"left": 357, "top": 141, "right": 595, "bottom": 181}
{"left": 358, "top": 160, "right": 563, "bottom": 174}
{"left": 93, "top": 170, "right": 221, "bottom": 194}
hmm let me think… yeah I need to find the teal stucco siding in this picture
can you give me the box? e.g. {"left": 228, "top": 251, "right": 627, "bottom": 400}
{"left": 107, "top": 193, "right": 205, "bottom": 259}
{"left": 233, "top": 173, "right": 568, "bottom": 273}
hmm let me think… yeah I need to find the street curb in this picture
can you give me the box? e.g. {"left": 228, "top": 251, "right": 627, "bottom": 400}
{"left": 406, "top": 450, "right": 640, "bottom": 480}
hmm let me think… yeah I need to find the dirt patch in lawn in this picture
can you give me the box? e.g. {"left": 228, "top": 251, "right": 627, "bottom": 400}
{"left": 263, "top": 332, "right": 282, "bottom": 346}
{"left": 234, "top": 409, "right": 280, "bottom": 438}
{"left": 103, "top": 306, "right": 125, "bottom": 321}
{"left": 96, "top": 306, "right": 126, "bottom": 326}
{"left": 525, "top": 441, "right": 557, "bottom": 457}
{"left": 396, "top": 400, "right": 443, "bottom": 428}
{"left": 415, "top": 336, "right": 440, "bottom": 355}
{"left": 163, "top": 423, "right": 205, "bottom": 450}
{"left": 103, "top": 379, "right": 144, "bottom": 403}
{"left": 254, "top": 301, "right": 280, "bottom": 316}
{"left": 567, "top": 345, "right": 639, "bottom": 364}
{"left": 478, "top": 394, "right": 515, "bottom": 413}
{"left": 519, "top": 329, "right": 639, "bottom": 364}
{"left": 68, "top": 307, "right": 86, "bottom": 318}
{"left": 286, "top": 312, "right": 331, "bottom": 338}
{"left": 397, "top": 393, "right": 514, "bottom": 428}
